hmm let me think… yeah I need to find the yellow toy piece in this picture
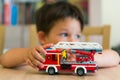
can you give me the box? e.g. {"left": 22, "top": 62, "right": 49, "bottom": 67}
{"left": 62, "top": 49, "right": 67, "bottom": 59}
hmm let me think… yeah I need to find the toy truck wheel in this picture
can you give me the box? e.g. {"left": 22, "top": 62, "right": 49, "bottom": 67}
{"left": 77, "top": 68, "right": 85, "bottom": 76}
{"left": 48, "top": 67, "right": 55, "bottom": 75}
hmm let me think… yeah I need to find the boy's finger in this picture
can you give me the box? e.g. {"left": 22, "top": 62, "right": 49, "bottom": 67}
{"left": 35, "top": 46, "right": 47, "bottom": 55}
{"left": 38, "top": 61, "right": 44, "bottom": 68}
{"left": 35, "top": 44, "right": 53, "bottom": 55}
{"left": 28, "top": 57, "right": 44, "bottom": 69}
{"left": 33, "top": 50, "right": 45, "bottom": 63}
{"left": 28, "top": 51, "right": 35, "bottom": 62}
{"left": 31, "top": 49, "right": 45, "bottom": 63}
{"left": 43, "top": 43, "right": 54, "bottom": 49}
{"left": 26, "top": 59, "right": 37, "bottom": 69}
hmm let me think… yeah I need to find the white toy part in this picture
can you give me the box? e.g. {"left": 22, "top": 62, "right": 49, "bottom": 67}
{"left": 54, "top": 42, "right": 102, "bottom": 52}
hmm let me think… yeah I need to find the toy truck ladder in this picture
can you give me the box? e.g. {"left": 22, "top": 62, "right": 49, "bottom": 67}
{"left": 54, "top": 42, "right": 102, "bottom": 52}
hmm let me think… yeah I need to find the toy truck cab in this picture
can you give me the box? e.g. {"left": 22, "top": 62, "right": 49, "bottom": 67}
{"left": 38, "top": 42, "right": 102, "bottom": 76}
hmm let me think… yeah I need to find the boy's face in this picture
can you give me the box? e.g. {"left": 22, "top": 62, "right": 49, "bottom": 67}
{"left": 38, "top": 17, "right": 82, "bottom": 45}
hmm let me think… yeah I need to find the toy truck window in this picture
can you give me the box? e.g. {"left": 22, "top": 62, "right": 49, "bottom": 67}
{"left": 52, "top": 54, "right": 57, "bottom": 61}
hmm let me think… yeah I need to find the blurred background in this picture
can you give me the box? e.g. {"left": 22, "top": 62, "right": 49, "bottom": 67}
{"left": 0, "top": 0, "right": 120, "bottom": 53}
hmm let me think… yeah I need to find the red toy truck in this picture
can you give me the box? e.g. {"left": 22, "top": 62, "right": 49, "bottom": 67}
{"left": 38, "top": 42, "right": 102, "bottom": 76}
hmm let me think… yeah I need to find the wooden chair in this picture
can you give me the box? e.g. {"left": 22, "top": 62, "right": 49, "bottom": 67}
{"left": 82, "top": 25, "right": 110, "bottom": 49}
{"left": 0, "top": 26, "right": 6, "bottom": 55}
{"left": 29, "top": 25, "right": 110, "bottom": 49}
{"left": 29, "top": 25, "right": 38, "bottom": 48}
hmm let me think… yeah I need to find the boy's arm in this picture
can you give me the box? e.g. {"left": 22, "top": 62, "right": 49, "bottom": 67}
{"left": 0, "top": 44, "right": 53, "bottom": 68}
{"left": 94, "top": 49, "right": 120, "bottom": 67}
{"left": 0, "top": 48, "right": 29, "bottom": 68}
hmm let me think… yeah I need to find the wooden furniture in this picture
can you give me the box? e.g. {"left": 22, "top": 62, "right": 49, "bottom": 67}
{"left": 29, "top": 25, "right": 110, "bottom": 49}
{"left": 82, "top": 25, "right": 110, "bottom": 49}
{"left": 0, "top": 26, "right": 5, "bottom": 55}
{"left": 29, "top": 25, "right": 38, "bottom": 47}
{"left": 0, "top": 64, "right": 120, "bottom": 80}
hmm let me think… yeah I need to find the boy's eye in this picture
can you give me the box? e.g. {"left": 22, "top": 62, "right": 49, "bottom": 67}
{"left": 59, "top": 33, "right": 68, "bottom": 37}
{"left": 75, "top": 34, "right": 81, "bottom": 39}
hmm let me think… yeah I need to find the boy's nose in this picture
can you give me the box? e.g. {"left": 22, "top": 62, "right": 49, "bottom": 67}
{"left": 68, "top": 37, "right": 76, "bottom": 42}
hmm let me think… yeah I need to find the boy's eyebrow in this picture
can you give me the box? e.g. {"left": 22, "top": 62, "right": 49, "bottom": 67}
{"left": 58, "top": 28, "right": 68, "bottom": 31}
{"left": 59, "top": 29, "right": 81, "bottom": 34}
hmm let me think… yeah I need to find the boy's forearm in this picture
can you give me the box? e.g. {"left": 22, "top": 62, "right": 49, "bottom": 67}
{"left": 95, "top": 49, "right": 120, "bottom": 67}
{"left": 0, "top": 48, "right": 29, "bottom": 68}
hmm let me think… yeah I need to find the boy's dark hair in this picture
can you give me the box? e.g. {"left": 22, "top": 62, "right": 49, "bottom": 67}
{"left": 35, "top": 1, "right": 84, "bottom": 35}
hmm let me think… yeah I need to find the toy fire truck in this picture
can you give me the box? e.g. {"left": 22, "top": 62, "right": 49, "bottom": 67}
{"left": 39, "top": 42, "right": 102, "bottom": 76}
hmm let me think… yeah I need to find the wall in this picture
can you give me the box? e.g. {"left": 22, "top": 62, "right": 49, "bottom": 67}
{"left": 89, "top": 0, "right": 120, "bottom": 47}
{"left": 101, "top": 0, "right": 120, "bottom": 47}
{"left": 4, "top": 26, "right": 29, "bottom": 49}
{"left": 89, "top": 0, "right": 101, "bottom": 26}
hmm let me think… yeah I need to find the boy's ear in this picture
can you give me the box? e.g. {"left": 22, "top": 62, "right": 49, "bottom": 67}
{"left": 38, "top": 31, "right": 46, "bottom": 45}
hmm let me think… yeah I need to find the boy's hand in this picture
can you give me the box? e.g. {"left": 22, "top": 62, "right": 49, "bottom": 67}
{"left": 67, "top": 51, "right": 76, "bottom": 61}
{"left": 24, "top": 44, "right": 53, "bottom": 69}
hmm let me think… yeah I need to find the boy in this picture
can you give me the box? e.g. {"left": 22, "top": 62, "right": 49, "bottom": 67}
{"left": 0, "top": 2, "right": 119, "bottom": 69}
